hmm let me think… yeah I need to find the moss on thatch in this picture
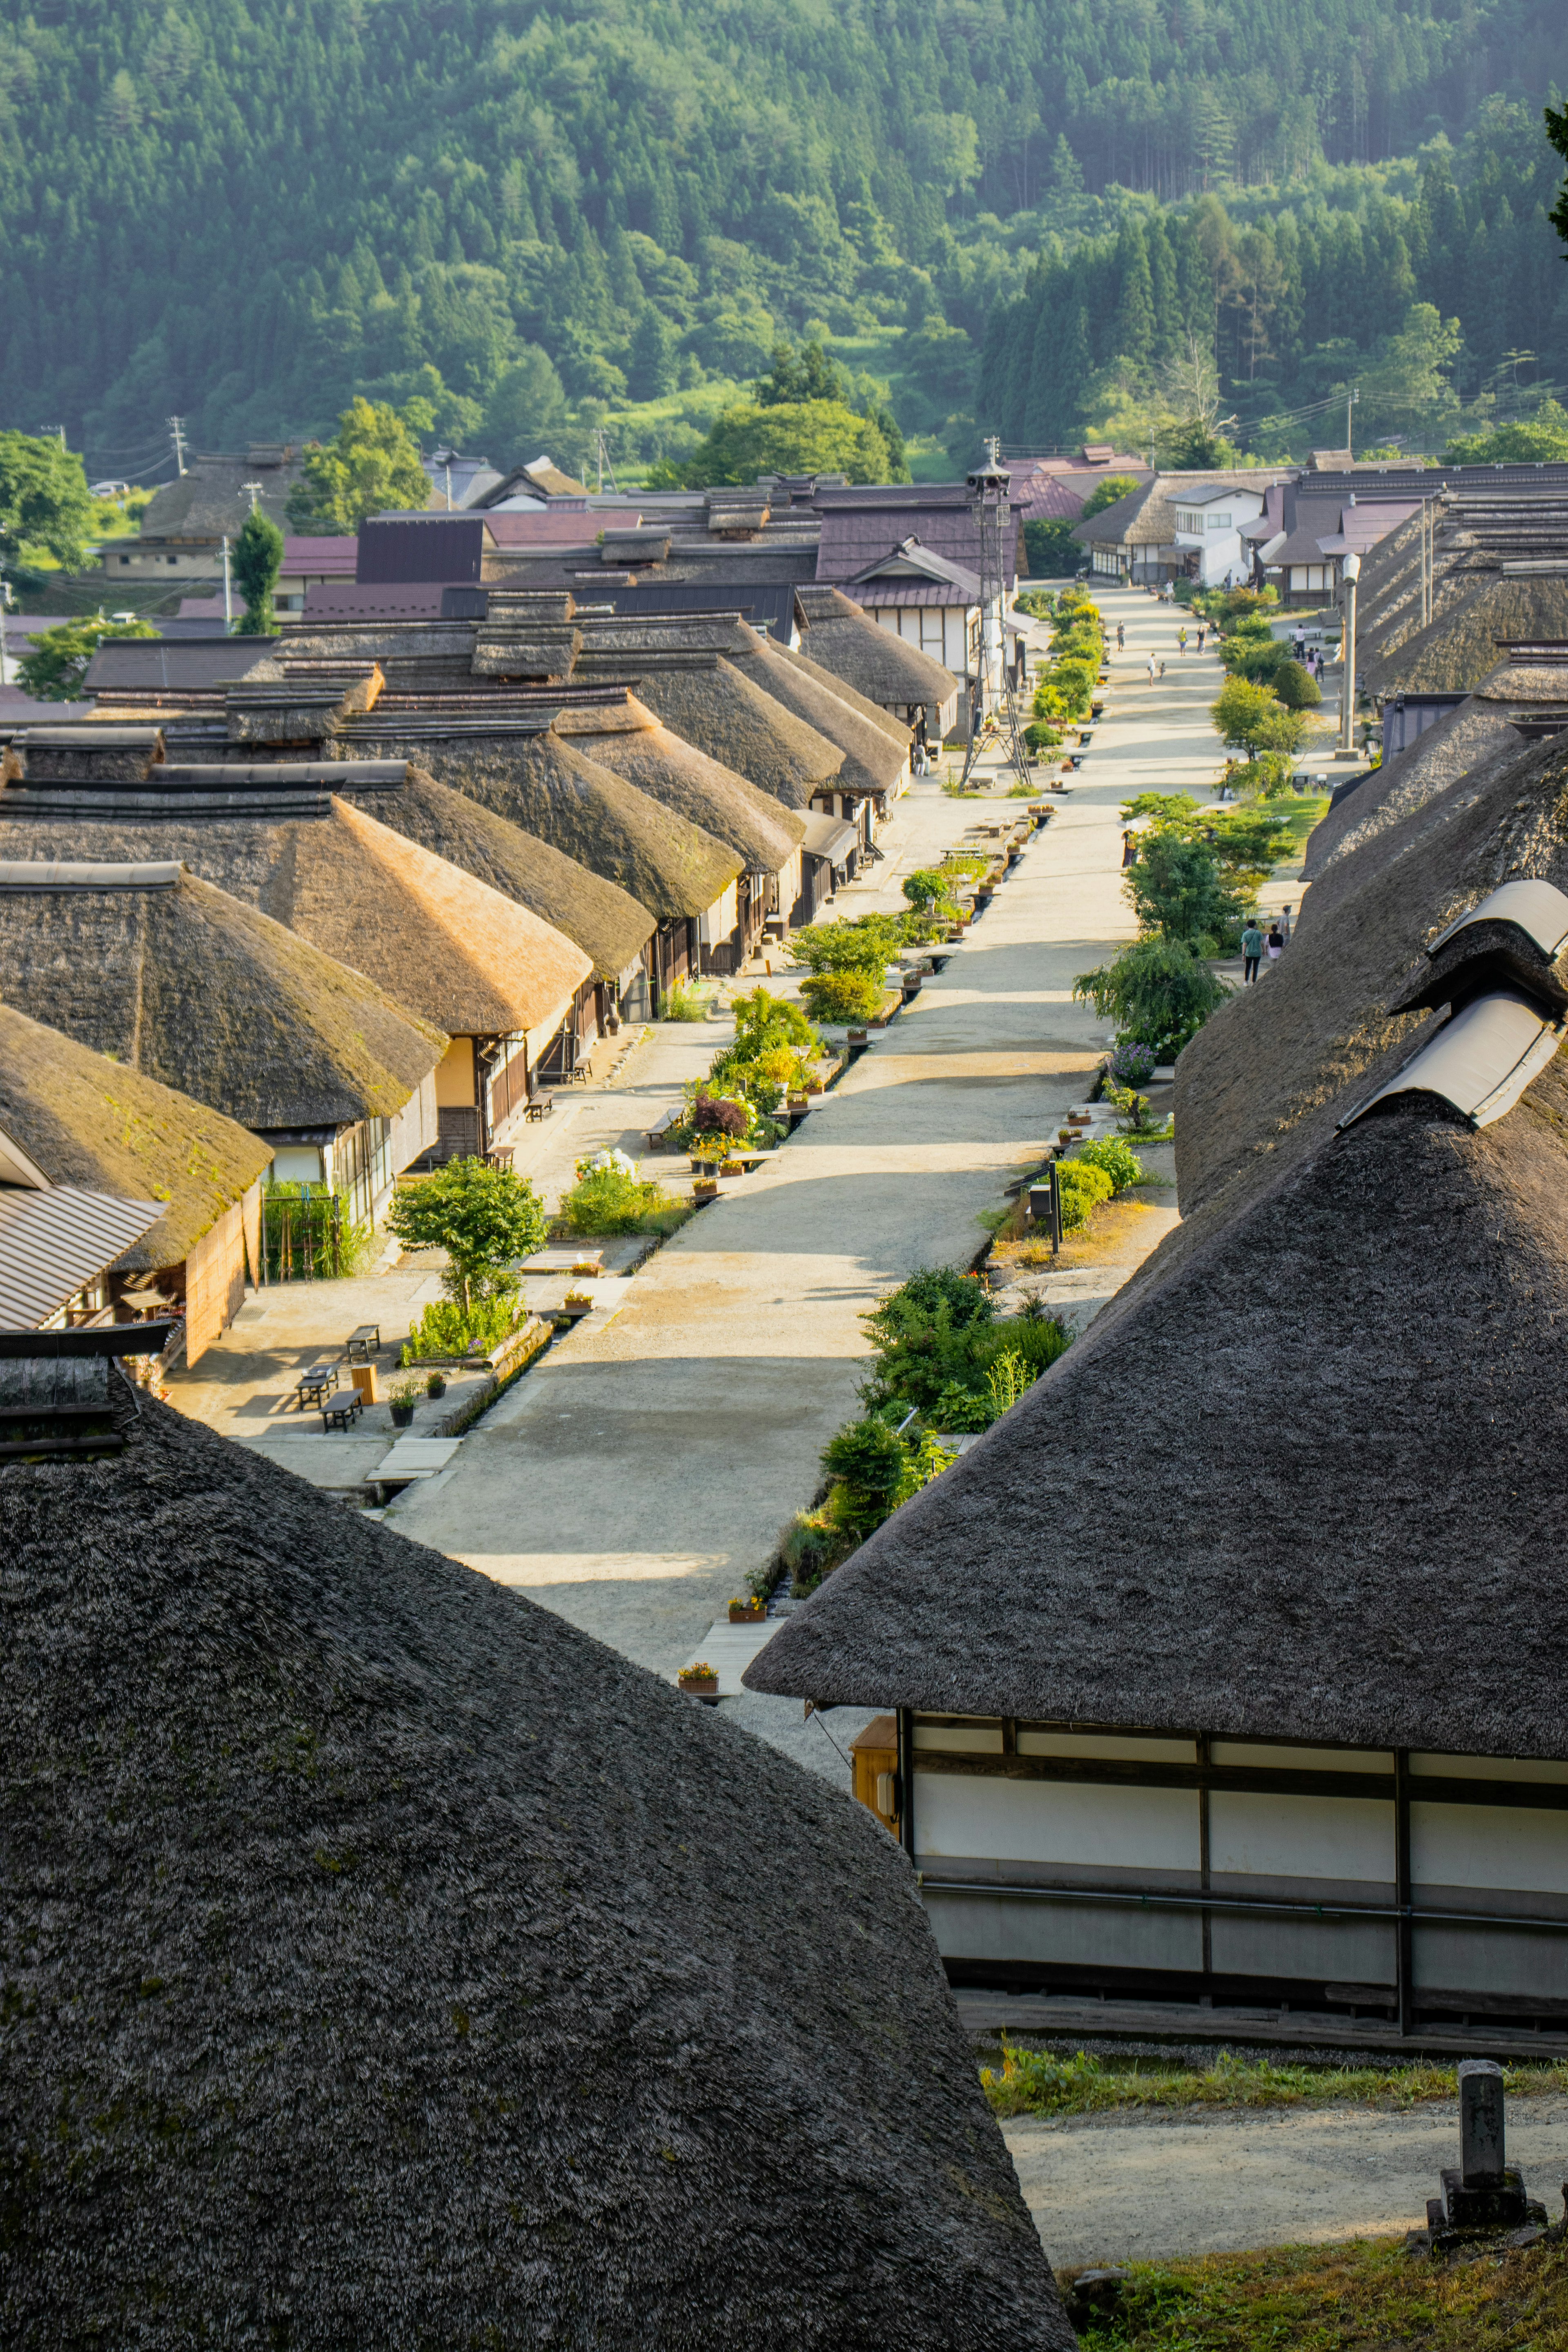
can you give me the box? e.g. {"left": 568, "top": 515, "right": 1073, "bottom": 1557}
{"left": 734, "top": 638, "right": 909, "bottom": 796}
{"left": 0, "top": 1001, "right": 271, "bottom": 1270}
{"left": 0, "top": 863, "right": 445, "bottom": 1133}
{"left": 2, "top": 1398, "right": 1073, "bottom": 2349}
{"left": 795, "top": 587, "right": 961, "bottom": 713}
{"left": 1361, "top": 573, "right": 1568, "bottom": 694}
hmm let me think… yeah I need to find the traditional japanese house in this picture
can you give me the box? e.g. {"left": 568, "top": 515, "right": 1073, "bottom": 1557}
{"left": 748, "top": 908, "right": 1568, "bottom": 2035}
{"left": 794, "top": 584, "right": 962, "bottom": 744}
{"left": 0, "top": 1003, "right": 271, "bottom": 1360}
{"left": 0, "top": 857, "right": 446, "bottom": 1217}
{"left": 0, "top": 730, "right": 590, "bottom": 1159}
{"left": 2, "top": 1368, "right": 1073, "bottom": 2349}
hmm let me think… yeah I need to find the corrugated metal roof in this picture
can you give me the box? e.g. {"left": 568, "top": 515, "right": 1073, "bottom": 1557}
{"left": 0, "top": 1184, "right": 163, "bottom": 1327}
{"left": 0, "top": 860, "right": 181, "bottom": 891}
{"left": 799, "top": 814, "right": 860, "bottom": 864}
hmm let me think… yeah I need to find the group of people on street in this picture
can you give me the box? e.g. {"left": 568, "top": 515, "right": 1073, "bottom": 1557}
{"left": 1241, "top": 905, "right": 1293, "bottom": 983}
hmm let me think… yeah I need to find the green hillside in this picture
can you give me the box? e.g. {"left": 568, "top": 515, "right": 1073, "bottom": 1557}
{"left": 0, "top": 0, "right": 1565, "bottom": 479}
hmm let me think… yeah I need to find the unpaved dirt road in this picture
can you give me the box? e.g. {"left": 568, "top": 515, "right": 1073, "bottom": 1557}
{"left": 1006, "top": 2096, "right": 1568, "bottom": 2265}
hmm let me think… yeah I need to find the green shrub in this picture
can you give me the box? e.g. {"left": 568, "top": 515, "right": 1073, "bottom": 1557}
{"left": 1272, "top": 657, "right": 1322, "bottom": 709}
{"left": 1055, "top": 1158, "right": 1114, "bottom": 1229}
{"left": 822, "top": 1416, "right": 914, "bottom": 1537}
{"left": 787, "top": 913, "right": 909, "bottom": 975}
{"left": 781, "top": 1508, "right": 858, "bottom": 1595}
{"left": 800, "top": 968, "right": 884, "bottom": 1024}
{"left": 560, "top": 1151, "right": 681, "bottom": 1235}
{"left": 1072, "top": 1137, "right": 1145, "bottom": 1192}
{"left": 404, "top": 1294, "right": 528, "bottom": 1361}
{"left": 661, "top": 980, "right": 706, "bottom": 1020}
{"left": 862, "top": 1269, "right": 1070, "bottom": 1419}
{"left": 1073, "top": 936, "right": 1227, "bottom": 1042}
{"left": 387, "top": 1158, "right": 548, "bottom": 1316}
{"left": 902, "top": 868, "right": 947, "bottom": 911}
{"left": 1125, "top": 833, "right": 1241, "bottom": 946}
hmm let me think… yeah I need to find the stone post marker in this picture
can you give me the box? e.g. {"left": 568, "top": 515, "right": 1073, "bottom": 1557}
{"left": 1459, "top": 2059, "right": 1506, "bottom": 2188}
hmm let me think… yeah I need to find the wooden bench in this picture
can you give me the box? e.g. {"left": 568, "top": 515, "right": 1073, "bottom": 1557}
{"left": 295, "top": 1362, "right": 339, "bottom": 1411}
{"left": 344, "top": 1323, "right": 381, "bottom": 1363}
{"left": 523, "top": 1092, "right": 555, "bottom": 1122}
{"left": 321, "top": 1392, "right": 363, "bottom": 1433}
{"left": 645, "top": 1108, "right": 681, "bottom": 1150}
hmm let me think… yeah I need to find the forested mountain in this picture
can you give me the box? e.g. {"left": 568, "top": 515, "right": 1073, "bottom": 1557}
{"left": 0, "top": 0, "right": 1565, "bottom": 476}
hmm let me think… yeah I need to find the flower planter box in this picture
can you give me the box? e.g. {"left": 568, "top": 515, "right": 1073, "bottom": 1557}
{"left": 728, "top": 1599, "right": 767, "bottom": 1624}
{"left": 847, "top": 1027, "right": 868, "bottom": 1045}
{"left": 678, "top": 1670, "right": 719, "bottom": 1701}
{"left": 693, "top": 1179, "right": 719, "bottom": 1203}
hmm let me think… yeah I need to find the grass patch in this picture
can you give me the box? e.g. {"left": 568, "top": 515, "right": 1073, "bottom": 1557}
{"left": 982, "top": 2043, "right": 1568, "bottom": 2120}
{"left": 1065, "top": 2236, "right": 1568, "bottom": 2348}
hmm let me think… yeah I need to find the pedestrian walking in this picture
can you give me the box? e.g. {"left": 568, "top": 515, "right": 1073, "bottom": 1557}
{"left": 1177, "top": 626, "right": 1189, "bottom": 656}
{"left": 1122, "top": 828, "right": 1138, "bottom": 868}
{"left": 1241, "top": 918, "right": 1264, "bottom": 984}
{"left": 1158, "top": 658, "right": 1166, "bottom": 678}
{"left": 1280, "top": 903, "right": 1293, "bottom": 944}
{"left": 1147, "top": 653, "right": 1157, "bottom": 686}
{"left": 1267, "top": 924, "right": 1284, "bottom": 965}
{"left": 1196, "top": 626, "right": 1206, "bottom": 653}
{"left": 1116, "top": 622, "right": 1125, "bottom": 650}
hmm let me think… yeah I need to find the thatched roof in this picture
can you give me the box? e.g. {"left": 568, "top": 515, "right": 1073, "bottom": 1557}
{"left": 552, "top": 695, "right": 807, "bottom": 873}
{"left": 732, "top": 637, "right": 909, "bottom": 797}
{"left": 0, "top": 800, "right": 591, "bottom": 1046}
{"left": 746, "top": 1050, "right": 1568, "bottom": 1760}
{"left": 342, "top": 763, "right": 656, "bottom": 982}
{"left": 1362, "top": 573, "right": 1568, "bottom": 694}
{"left": 0, "top": 860, "right": 445, "bottom": 1133}
{"left": 1303, "top": 686, "right": 1546, "bottom": 887}
{"left": 770, "top": 637, "right": 911, "bottom": 748}
{"left": 0, "top": 1003, "right": 271, "bottom": 1271}
{"left": 3, "top": 1396, "right": 1071, "bottom": 2348}
{"left": 1171, "top": 727, "right": 1568, "bottom": 1244}
{"left": 795, "top": 587, "right": 960, "bottom": 711}
{"left": 421, "top": 725, "right": 742, "bottom": 922}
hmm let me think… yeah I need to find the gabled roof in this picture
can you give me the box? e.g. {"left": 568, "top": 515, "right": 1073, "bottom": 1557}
{"left": 746, "top": 1025, "right": 1568, "bottom": 1759}
{"left": 0, "top": 1001, "right": 271, "bottom": 1270}
{"left": 3, "top": 1390, "right": 1072, "bottom": 2348}
{"left": 1076, "top": 471, "right": 1293, "bottom": 551}
{"left": 795, "top": 587, "right": 961, "bottom": 710}
{"left": 816, "top": 506, "right": 1018, "bottom": 588}
{"left": 133, "top": 449, "right": 305, "bottom": 544}
{"left": 0, "top": 859, "right": 446, "bottom": 1134}
{"left": 552, "top": 694, "right": 807, "bottom": 873}
{"left": 847, "top": 538, "right": 981, "bottom": 598}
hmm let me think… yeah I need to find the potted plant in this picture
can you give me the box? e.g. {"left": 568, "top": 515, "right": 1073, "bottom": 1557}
{"left": 389, "top": 1376, "right": 419, "bottom": 1429}
{"left": 425, "top": 1371, "right": 447, "bottom": 1398}
{"left": 678, "top": 1660, "right": 719, "bottom": 1698}
{"left": 561, "top": 1289, "right": 594, "bottom": 1320}
{"left": 728, "top": 1596, "right": 767, "bottom": 1624}
{"left": 692, "top": 1175, "right": 719, "bottom": 1203}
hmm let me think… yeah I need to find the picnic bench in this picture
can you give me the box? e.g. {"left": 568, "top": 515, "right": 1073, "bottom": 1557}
{"left": 344, "top": 1323, "right": 381, "bottom": 1363}
{"left": 321, "top": 1392, "right": 363, "bottom": 1433}
{"left": 523, "top": 1091, "right": 555, "bottom": 1122}
{"left": 294, "top": 1362, "right": 340, "bottom": 1411}
{"left": 645, "top": 1107, "right": 681, "bottom": 1149}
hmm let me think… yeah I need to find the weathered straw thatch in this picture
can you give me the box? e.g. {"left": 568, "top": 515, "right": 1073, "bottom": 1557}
{"left": 342, "top": 762, "right": 656, "bottom": 982}
{"left": 795, "top": 586, "right": 960, "bottom": 711}
{"left": 617, "top": 648, "right": 845, "bottom": 811}
{"left": 1172, "top": 727, "right": 1568, "bottom": 1239}
{"left": 771, "top": 637, "right": 912, "bottom": 747}
{"left": 0, "top": 799, "right": 591, "bottom": 1044}
{"left": 3, "top": 1399, "right": 1072, "bottom": 2349}
{"left": 1361, "top": 572, "right": 1568, "bottom": 694}
{"left": 553, "top": 694, "right": 806, "bottom": 872}
{"left": 732, "top": 636, "right": 910, "bottom": 797}
{"left": 0, "top": 861, "right": 445, "bottom": 1132}
{"left": 1302, "top": 701, "right": 1523, "bottom": 883}
{"left": 746, "top": 1055, "right": 1568, "bottom": 1761}
{"left": 425, "top": 724, "right": 743, "bottom": 921}
{"left": 0, "top": 1002, "right": 271, "bottom": 1271}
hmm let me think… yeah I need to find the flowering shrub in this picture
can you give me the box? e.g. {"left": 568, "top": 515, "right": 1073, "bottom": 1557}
{"left": 1107, "top": 1040, "right": 1157, "bottom": 1088}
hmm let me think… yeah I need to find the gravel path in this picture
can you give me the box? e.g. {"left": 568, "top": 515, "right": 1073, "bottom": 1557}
{"left": 1006, "top": 2096, "right": 1568, "bottom": 2265}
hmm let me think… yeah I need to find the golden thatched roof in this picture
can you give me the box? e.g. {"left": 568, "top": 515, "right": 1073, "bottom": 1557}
{"left": 0, "top": 860, "right": 446, "bottom": 1133}
{"left": 0, "top": 1001, "right": 272, "bottom": 1271}
{"left": 553, "top": 695, "right": 806, "bottom": 873}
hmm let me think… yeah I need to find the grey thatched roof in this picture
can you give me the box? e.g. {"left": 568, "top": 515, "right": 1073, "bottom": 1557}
{"left": 746, "top": 1054, "right": 1568, "bottom": 1760}
{"left": 3, "top": 1398, "right": 1071, "bottom": 2348}
{"left": 733, "top": 637, "right": 909, "bottom": 797}
{"left": 552, "top": 695, "right": 807, "bottom": 873}
{"left": 795, "top": 587, "right": 960, "bottom": 711}
{"left": 0, "top": 1003, "right": 271, "bottom": 1271}
{"left": 1172, "top": 727, "right": 1568, "bottom": 1244}
{"left": 0, "top": 861, "right": 445, "bottom": 1134}
{"left": 421, "top": 725, "right": 743, "bottom": 921}
{"left": 339, "top": 764, "right": 656, "bottom": 982}
{"left": 134, "top": 448, "right": 305, "bottom": 543}
{"left": 0, "top": 800, "right": 591, "bottom": 1045}
{"left": 770, "top": 637, "right": 911, "bottom": 748}
{"left": 1362, "top": 572, "right": 1568, "bottom": 694}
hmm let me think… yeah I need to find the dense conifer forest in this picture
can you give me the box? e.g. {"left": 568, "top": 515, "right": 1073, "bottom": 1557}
{"left": 0, "top": 0, "right": 1565, "bottom": 474}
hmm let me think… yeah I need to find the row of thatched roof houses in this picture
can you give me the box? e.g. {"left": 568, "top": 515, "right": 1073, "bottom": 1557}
{"left": 0, "top": 582, "right": 957, "bottom": 1358}
{"left": 747, "top": 658, "right": 1568, "bottom": 2043}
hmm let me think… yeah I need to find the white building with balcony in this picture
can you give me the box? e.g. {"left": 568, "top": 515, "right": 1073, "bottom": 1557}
{"left": 1171, "top": 483, "right": 1268, "bottom": 587}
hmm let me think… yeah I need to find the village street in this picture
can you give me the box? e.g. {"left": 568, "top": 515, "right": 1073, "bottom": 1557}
{"left": 384, "top": 586, "right": 1234, "bottom": 1780}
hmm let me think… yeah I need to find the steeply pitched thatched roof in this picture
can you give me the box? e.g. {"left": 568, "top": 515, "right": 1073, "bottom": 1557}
{"left": 1172, "top": 728, "right": 1568, "bottom": 1241}
{"left": 732, "top": 636, "right": 909, "bottom": 797}
{"left": 3, "top": 1397, "right": 1071, "bottom": 2348}
{"left": 746, "top": 1054, "right": 1568, "bottom": 1760}
{"left": 1362, "top": 573, "right": 1568, "bottom": 694}
{"left": 552, "top": 694, "right": 806, "bottom": 873}
{"left": 0, "top": 800, "right": 591, "bottom": 1045}
{"left": 771, "top": 637, "right": 912, "bottom": 746}
{"left": 339, "top": 763, "right": 656, "bottom": 982}
{"left": 795, "top": 587, "right": 960, "bottom": 710}
{"left": 0, "top": 1003, "right": 271, "bottom": 1270}
{"left": 134, "top": 449, "right": 305, "bottom": 542}
{"left": 417, "top": 724, "right": 743, "bottom": 921}
{"left": 0, "top": 861, "right": 445, "bottom": 1133}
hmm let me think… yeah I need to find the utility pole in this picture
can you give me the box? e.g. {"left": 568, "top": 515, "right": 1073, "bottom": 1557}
{"left": 0, "top": 577, "right": 13, "bottom": 688}
{"left": 241, "top": 479, "right": 263, "bottom": 513}
{"left": 593, "top": 426, "right": 619, "bottom": 495}
{"left": 222, "top": 535, "right": 233, "bottom": 632}
{"left": 1345, "top": 386, "right": 1359, "bottom": 461}
{"left": 1336, "top": 550, "right": 1361, "bottom": 760}
{"left": 167, "top": 416, "right": 187, "bottom": 476}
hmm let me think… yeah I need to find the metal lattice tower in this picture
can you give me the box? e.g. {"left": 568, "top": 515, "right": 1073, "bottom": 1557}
{"left": 959, "top": 446, "right": 1033, "bottom": 790}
